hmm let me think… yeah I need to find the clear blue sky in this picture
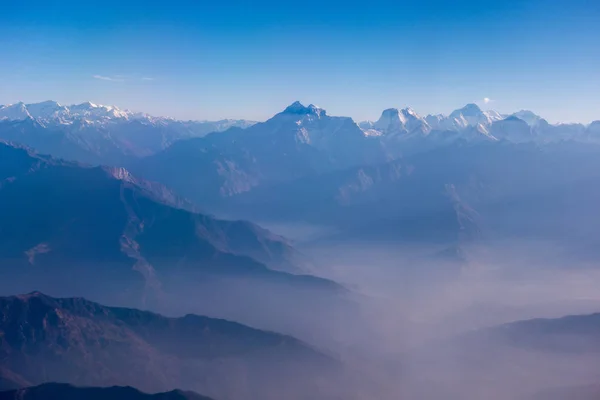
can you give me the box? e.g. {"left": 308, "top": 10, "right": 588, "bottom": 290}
{"left": 1, "top": 0, "right": 598, "bottom": 123}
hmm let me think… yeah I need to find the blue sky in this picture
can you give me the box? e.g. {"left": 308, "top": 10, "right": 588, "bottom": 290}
{"left": 1, "top": 0, "right": 598, "bottom": 123}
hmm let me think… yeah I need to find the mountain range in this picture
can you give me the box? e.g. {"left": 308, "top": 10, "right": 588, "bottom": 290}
{"left": 130, "top": 101, "right": 388, "bottom": 206}
{"left": 400, "top": 311, "right": 600, "bottom": 400}
{"left": 4, "top": 100, "right": 600, "bottom": 254}
{"left": 0, "top": 383, "right": 213, "bottom": 400}
{"left": 3, "top": 293, "right": 600, "bottom": 400}
{"left": 0, "top": 292, "right": 334, "bottom": 400}
{"left": 127, "top": 101, "right": 599, "bottom": 211}
{"left": 0, "top": 101, "right": 255, "bottom": 164}
{"left": 2, "top": 98, "right": 600, "bottom": 399}
{"left": 0, "top": 141, "right": 351, "bottom": 343}
{"left": 3, "top": 100, "right": 598, "bottom": 173}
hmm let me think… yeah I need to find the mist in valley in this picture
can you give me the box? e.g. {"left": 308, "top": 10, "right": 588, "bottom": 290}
{"left": 240, "top": 224, "right": 600, "bottom": 400}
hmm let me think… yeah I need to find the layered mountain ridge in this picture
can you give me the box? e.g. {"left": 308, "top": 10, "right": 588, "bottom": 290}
{"left": 0, "top": 141, "right": 353, "bottom": 348}
{"left": 0, "top": 383, "right": 213, "bottom": 400}
{"left": 0, "top": 292, "right": 334, "bottom": 399}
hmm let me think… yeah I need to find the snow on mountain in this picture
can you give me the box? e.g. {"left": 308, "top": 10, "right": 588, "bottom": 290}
{"left": 24, "top": 100, "right": 69, "bottom": 121}
{"left": 421, "top": 105, "right": 500, "bottom": 135}
{"left": 281, "top": 101, "right": 326, "bottom": 117}
{"left": 358, "top": 120, "right": 374, "bottom": 129}
{"left": 0, "top": 102, "right": 32, "bottom": 121}
{"left": 0, "top": 100, "right": 137, "bottom": 125}
{"left": 0, "top": 101, "right": 258, "bottom": 163}
{"left": 511, "top": 110, "right": 546, "bottom": 127}
{"left": 67, "top": 101, "right": 135, "bottom": 122}
{"left": 485, "top": 109, "right": 504, "bottom": 121}
{"left": 0, "top": 101, "right": 256, "bottom": 131}
{"left": 447, "top": 103, "right": 503, "bottom": 131}
{"left": 370, "top": 107, "right": 431, "bottom": 138}
{"left": 424, "top": 114, "right": 446, "bottom": 130}
{"left": 248, "top": 100, "right": 365, "bottom": 150}
{"left": 588, "top": 120, "right": 600, "bottom": 134}
{"left": 2, "top": 99, "right": 599, "bottom": 161}
{"left": 489, "top": 116, "right": 534, "bottom": 143}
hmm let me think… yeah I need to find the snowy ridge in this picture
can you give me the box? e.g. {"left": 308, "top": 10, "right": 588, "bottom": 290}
{"left": 371, "top": 107, "right": 431, "bottom": 138}
{"left": 1, "top": 100, "right": 599, "bottom": 151}
{"left": 0, "top": 100, "right": 256, "bottom": 130}
{"left": 241, "top": 100, "right": 364, "bottom": 149}
{"left": 0, "top": 100, "right": 258, "bottom": 161}
{"left": 360, "top": 103, "right": 598, "bottom": 144}
{"left": 0, "top": 100, "right": 160, "bottom": 126}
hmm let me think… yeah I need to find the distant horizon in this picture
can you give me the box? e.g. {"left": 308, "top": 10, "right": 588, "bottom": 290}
{"left": 0, "top": 98, "right": 597, "bottom": 126}
{"left": 2, "top": 0, "right": 599, "bottom": 124}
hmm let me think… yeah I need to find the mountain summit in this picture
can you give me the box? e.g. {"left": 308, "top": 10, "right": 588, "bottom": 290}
{"left": 282, "top": 101, "right": 325, "bottom": 117}
{"left": 371, "top": 107, "right": 431, "bottom": 137}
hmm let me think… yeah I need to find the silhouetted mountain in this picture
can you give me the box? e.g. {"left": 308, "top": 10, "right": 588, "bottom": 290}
{"left": 480, "top": 312, "right": 600, "bottom": 353}
{"left": 401, "top": 311, "right": 600, "bottom": 400}
{"left": 0, "top": 293, "right": 334, "bottom": 399}
{"left": 0, "top": 383, "right": 212, "bottom": 400}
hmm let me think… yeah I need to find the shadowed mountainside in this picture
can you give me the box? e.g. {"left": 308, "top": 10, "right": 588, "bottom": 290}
{"left": 0, "top": 141, "right": 350, "bottom": 345}
{"left": 0, "top": 383, "right": 213, "bottom": 400}
{"left": 0, "top": 292, "right": 335, "bottom": 400}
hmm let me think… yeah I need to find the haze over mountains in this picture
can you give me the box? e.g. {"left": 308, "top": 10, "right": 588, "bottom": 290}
{"left": 2, "top": 98, "right": 600, "bottom": 399}
{"left": 0, "top": 141, "right": 351, "bottom": 345}
{"left": 0, "top": 292, "right": 336, "bottom": 400}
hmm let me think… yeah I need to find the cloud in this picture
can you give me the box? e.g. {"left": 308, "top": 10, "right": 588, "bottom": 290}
{"left": 93, "top": 75, "right": 124, "bottom": 82}
{"left": 483, "top": 97, "right": 492, "bottom": 104}
{"left": 92, "top": 74, "right": 155, "bottom": 82}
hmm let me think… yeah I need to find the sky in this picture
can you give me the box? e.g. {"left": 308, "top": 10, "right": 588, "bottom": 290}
{"left": 0, "top": 0, "right": 599, "bottom": 123}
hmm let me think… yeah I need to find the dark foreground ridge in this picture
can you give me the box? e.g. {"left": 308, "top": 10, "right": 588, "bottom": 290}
{"left": 0, "top": 292, "right": 334, "bottom": 399}
{"left": 0, "top": 382, "right": 213, "bottom": 400}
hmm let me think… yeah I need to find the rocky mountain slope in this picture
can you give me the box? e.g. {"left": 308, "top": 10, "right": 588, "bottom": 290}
{"left": 0, "top": 142, "right": 347, "bottom": 343}
{"left": 0, "top": 293, "right": 332, "bottom": 399}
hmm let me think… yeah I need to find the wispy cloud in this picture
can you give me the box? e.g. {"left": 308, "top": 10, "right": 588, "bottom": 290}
{"left": 483, "top": 97, "right": 492, "bottom": 104}
{"left": 93, "top": 75, "right": 124, "bottom": 82}
{"left": 141, "top": 77, "right": 155, "bottom": 81}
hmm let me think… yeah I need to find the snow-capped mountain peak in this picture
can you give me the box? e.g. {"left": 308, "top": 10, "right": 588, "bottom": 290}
{"left": 451, "top": 103, "right": 483, "bottom": 117}
{"left": 448, "top": 103, "right": 503, "bottom": 129}
{"left": 25, "top": 100, "right": 68, "bottom": 121}
{"left": 511, "top": 110, "right": 546, "bottom": 127}
{"left": 370, "top": 107, "right": 430, "bottom": 137}
{"left": 0, "top": 102, "right": 32, "bottom": 121}
{"left": 282, "top": 101, "right": 325, "bottom": 117}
